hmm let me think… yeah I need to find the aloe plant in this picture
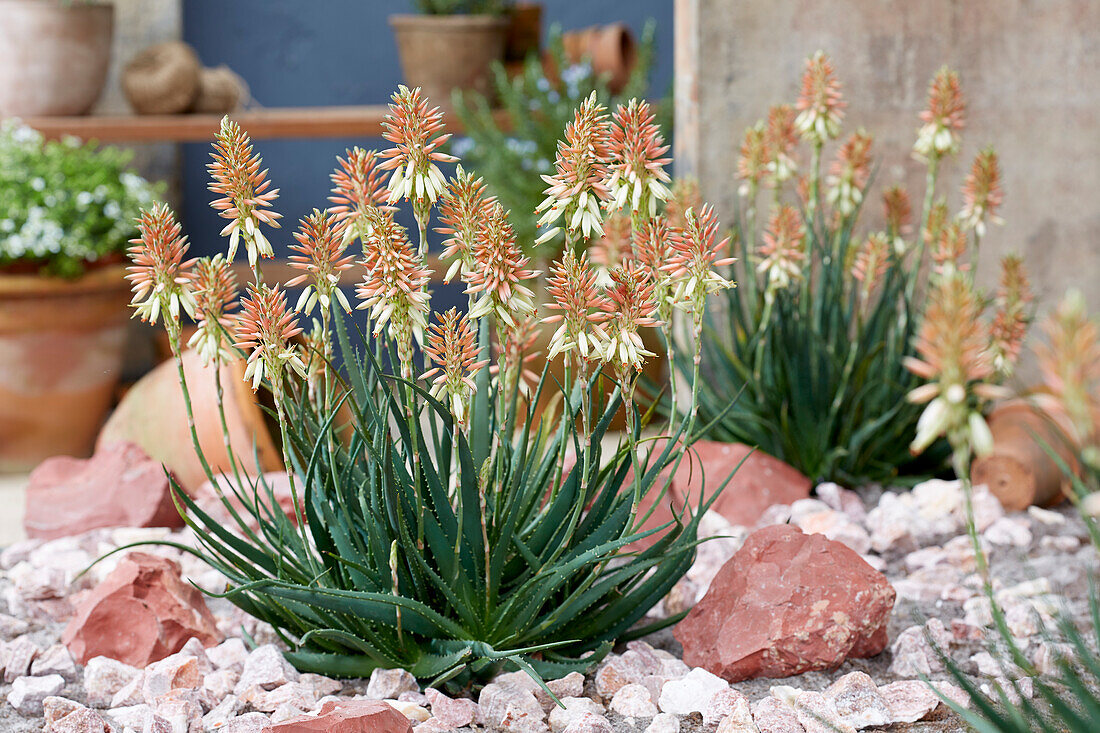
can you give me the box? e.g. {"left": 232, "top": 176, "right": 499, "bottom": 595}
{"left": 121, "top": 86, "right": 736, "bottom": 687}
{"left": 677, "top": 57, "right": 1017, "bottom": 486}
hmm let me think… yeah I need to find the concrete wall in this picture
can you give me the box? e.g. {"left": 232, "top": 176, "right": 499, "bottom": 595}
{"left": 675, "top": 0, "right": 1100, "bottom": 313}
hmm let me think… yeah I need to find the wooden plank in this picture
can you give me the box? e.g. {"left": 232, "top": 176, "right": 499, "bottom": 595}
{"left": 20, "top": 105, "right": 391, "bottom": 143}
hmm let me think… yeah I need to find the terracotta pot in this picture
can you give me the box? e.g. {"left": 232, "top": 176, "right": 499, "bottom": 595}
{"left": 0, "top": 0, "right": 114, "bottom": 116}
{"left": 390, "top": 14, "right": 508, "bottom": 105}
{"left": 971, "top": 400, "right": 1080, "bottom": 511}
{"left": 97, "top": 348, "right": 283, "bottom": 496}
{"left": 560, "top": 23, "right": 636, "bottom": 94}
{"left": 504, "top": 3, "right": 542, "bottom": 61}
{"left": 0, "top": 265, "right": 130, "bottom": 473}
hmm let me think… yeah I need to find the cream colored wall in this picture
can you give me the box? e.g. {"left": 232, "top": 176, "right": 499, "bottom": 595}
{"left": 674, "top": 0, "right": 1100, "bottom": 323}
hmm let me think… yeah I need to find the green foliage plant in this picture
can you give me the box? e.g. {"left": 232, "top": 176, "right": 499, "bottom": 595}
{"left": 120, "top": 87, "right": 736, "bottom": 689}
{"left": 0, "top": 120, "right": 161, "bottom": 278}
{"left": 684, "top": 54, "right": 1020, "bottom": 485}
{"left": 454, "top": 22, "right": 663, "bottom": 259}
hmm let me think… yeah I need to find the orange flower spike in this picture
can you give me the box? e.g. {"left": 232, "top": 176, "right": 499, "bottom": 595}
{"left": 329, "top": 147, "right": 393, "bottom": 246}
{"left": 466, "top": 203, "right": 539, "bottom": 327}
{"left": 757, "top": 205, "right": 806, "bottom": 296}
{"left": 960, "top": 147, "right": 1004, "bottom": 237}
{"left": 826, "top": 129, "right": 873, "bottom": 217}
{"left": 208, "top": 117, "right": 281, "bottom": 267}
{"left": 795, "top": 51, "right": 845, "bottom": 144}
{"left": 536, "top": 92, "right": 612, "bottom": 245}
{"left": 378, "top": 85, "right": 455, "bottom": 209}
{"left": 882, "top": 185, "right": 913, "bottom": 252}
{"left": 606, "top": 98, "right": 671, "bottom": 218}
{"left": 125, "top": 203, "right": 197, "bottom": 327}
{"left": 988, "top": 254, "right": 1032, "bottom": 377}
{"left": 187, "top": 254, "right": 238, "bottom": 364}
{"left": 923, "top": 200, "right": 949, "bottom": 248}
{"left": 543, "top": 248, "right": 610, "bottom": 363}
{"left": 914, "top": 67, "right": 965, "bottom": 161}
{"left": 932, "top": 221, "right": 970, "bottom": 278}
{"left": 1035, "top": 290, "right": 1100, "bottom": 444}
{"left": 850, "top": 232, "right": 891, "bottom": 291}
{"left": 354, "top": 210, "right": 432, "bottom": 361}
{"left": 764, "top": 104, "right": 799, "bottom": 186}
{"left": 905, "top": 276, "right": 1000, "bottom": 456}
{"left": 421, "top": 308, "right": 487, "bottom": 427}
{"left": 233, "top": 283, "right": 306, "bottom": 392}
{"left": 599, "top": 264, "right": 658, "bottom": 374}
{"left": 287, "top": 208, "right": 355, "bottom": 316}
{"left": 662, "top": 204, "right": 735, "bottom": 313}
{"left": 737, "top": 122, "right": 769, "bottom": 197}
{"left": 436, "top": 166, "right": 494, "bottom": 283}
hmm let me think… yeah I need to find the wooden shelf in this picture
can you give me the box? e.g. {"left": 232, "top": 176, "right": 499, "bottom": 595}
{"left": 19, "top": 105, "right": 392, "bottom": 143}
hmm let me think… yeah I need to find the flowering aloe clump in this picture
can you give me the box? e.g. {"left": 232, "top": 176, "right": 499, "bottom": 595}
{"left": 684, "top": 52, "right": 1030, "bottom": 485}
{"left": 123, "top": 85, "right": 732, "bottom": 688}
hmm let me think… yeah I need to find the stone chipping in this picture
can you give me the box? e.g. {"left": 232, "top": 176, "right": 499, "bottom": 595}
{"left": 0, "top": 479, "right": 1092, "bottom": 732}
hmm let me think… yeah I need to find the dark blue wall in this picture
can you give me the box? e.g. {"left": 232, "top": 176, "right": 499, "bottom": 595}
{"left": 181, "top": 0, "right": 673, "bottom": 261}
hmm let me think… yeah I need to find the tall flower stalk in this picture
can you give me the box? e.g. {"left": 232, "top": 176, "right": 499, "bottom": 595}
{"left": 795, "top": 51, "right": 845, "bottom": 224}
{"left": 379, "top": 86, "right": 456, "bottom": 255}
{"left": 208, "top": 117, "right": 281, "bottom": 281}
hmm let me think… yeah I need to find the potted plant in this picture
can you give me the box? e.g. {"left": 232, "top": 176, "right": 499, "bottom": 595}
{"left": 0, "top": 121, "right": 161, "bottom": 471}
{"left": 390, "top": 0, "right": 510, "bottom": 105}
{"left": 0, "top": 0, "right": 114, "bottom": 116}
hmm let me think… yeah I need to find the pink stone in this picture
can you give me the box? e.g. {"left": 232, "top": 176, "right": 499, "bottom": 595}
{"left": 83, "top": 656, "right": 142, "bottom": 707}
{"left": 633, "top": 442, "right": 811, "bottom": 548}
{"left": 791, "top": 691, "right": 854, "bottom": 733}
{"left": 51, "top": 707, "right": 113, "bottom": 733}
{"left": 235, "top": 645, "right": 300, "bottom": 696}
{"left": 4, "top": 636, "right": 38, "bottom": 682}
{"left": 674, "top": 525, "right": 896, "bottom": 682}
{"left": 823, "top": 672, "right": 890, "bottom": 729}
{"left": 611, "top": 683, "right": 658, "bottom": 718}
{"left": 594, "top": 647, "right": 663, "bottom": 697}
{"left": 62, "top": 552, "right": 222, "bottom": 668}
{"left": 264, "top": 699, "right": 414, "bottom": 733}
{"left": 878, "top": 680, "right": 941, "bottom": 723}
{"left": 702, "top": 687, "right": 751, "bottom": 726}
{"left": 425, "top": 687, "right": 478, "bottom": 728}
{"left": 750, "top": 696, "right": 804, "bottom": 733}
{"left": 32, "top": 643, "right": 76, "bottom": 680}
{"left": 23, "top": 442, "right": 181, "bottom": 540}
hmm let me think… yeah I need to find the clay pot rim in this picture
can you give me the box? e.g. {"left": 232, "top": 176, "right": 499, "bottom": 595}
{"left": 389, "top": 13, "right": 510, "bottom": 31}
{"left": 0, "top": 263, "right": 129, "bottom": 298}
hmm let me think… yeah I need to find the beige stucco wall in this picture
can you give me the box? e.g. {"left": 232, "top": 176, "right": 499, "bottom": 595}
{"left": 675, "top": 0, "right": 1100, "bottom": 316}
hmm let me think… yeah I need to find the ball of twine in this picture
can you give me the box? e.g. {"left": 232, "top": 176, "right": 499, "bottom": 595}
{"left": 122, "top": 41, "right": 201, "bottom": 115}
{"left": 191, "top": 65, "right": 248, "bottom": 114}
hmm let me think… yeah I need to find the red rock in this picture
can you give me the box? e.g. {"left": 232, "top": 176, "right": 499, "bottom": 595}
{"left": 674, "top": 525, "right": 895, "bottom": 682}
{"left": 62, "top": 552, "right": 222, "bottom": 667}
{"left": 23, "top": 442, "right": 181, "bottom": 540}
{"left": 264, "top": 699, "right": 413, "bottom": 733}
{"left": 632, "top": 441, "right": 811, "bottom": 548}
